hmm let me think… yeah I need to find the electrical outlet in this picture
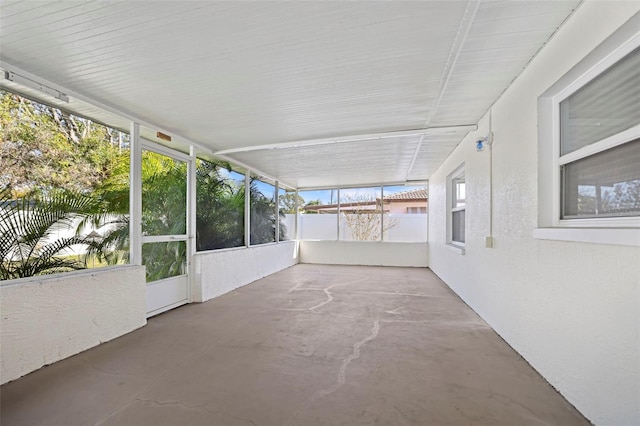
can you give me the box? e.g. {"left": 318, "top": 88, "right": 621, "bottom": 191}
{"left": 485, "top": 236, "right": 494, "bottom": 248}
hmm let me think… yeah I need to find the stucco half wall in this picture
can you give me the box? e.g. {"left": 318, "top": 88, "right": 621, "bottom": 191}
{"left": 192, "top": 240, "right": 299, "bottom": 302}
{"left": 299, "top": 240, "right": 428, "bottom": 267}
{"left": 1, "top": 265, "right": 147, "bottom": 385}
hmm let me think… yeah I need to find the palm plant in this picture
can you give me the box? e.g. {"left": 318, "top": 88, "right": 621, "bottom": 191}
{"left": 0, "top": 191, "right": 103, "bottom": 280}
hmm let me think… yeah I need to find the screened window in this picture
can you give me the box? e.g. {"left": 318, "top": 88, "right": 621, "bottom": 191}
{"left": 559, "top": 47, "right": 640, "bottom": 219}
{"left": 339, "top": 187, "right": 382, "bottom": 241}
{"left": 0, "top": 91, "right": 131, "bottom": 280}
{"left": 277, "top": 187, "right": 292, "bottom": 241}
{"left": 383, "top": 185, "right": 428, "bottom": 242}
{"left": 195, "top": 161, "right": 245, "bottom": 251}
{"left": 250, "top": 176, "right": 276, "bottom": 245}
{"left": 298, "top": 189, "right": 338, "bottom": 240}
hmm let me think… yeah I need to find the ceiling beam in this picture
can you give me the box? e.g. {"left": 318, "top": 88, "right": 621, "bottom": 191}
{"left": 214, "top": 125, "right": 477, "bottom": 156}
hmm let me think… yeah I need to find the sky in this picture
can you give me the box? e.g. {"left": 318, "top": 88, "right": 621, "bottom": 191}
{"left": 221, "top": 169, "right": 425, "bottom": 205}
{"left": 300, "top": 185, "right": 424, "bottom": 205}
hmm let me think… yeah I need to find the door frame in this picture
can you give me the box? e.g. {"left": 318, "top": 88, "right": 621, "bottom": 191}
{"left": 137, "top": 137, "right": 195, "bottom": 317}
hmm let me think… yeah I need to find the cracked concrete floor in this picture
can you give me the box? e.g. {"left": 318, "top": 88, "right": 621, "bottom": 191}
{"left": 1, "top": 264, "right": 589, "bottom": 426}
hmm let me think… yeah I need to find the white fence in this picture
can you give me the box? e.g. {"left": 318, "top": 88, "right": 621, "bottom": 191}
{"left": 287, "top": 213, "right": 427, "bottom": 242}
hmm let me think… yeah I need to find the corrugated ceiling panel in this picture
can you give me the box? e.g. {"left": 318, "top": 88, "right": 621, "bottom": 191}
{"left": 1, "top": 1, "right": 581, "bottom": 187}
{"left": 408, "top": 131, "right": 472, "bottom": 181}
{"left": 1, "top": 1, "right": 467, "bottom": 150}
{"left": 429, "top": 0, "right": 579, "bottom": 127}
{"left": 229, "top": 136, "right": 422, "bottom": 189}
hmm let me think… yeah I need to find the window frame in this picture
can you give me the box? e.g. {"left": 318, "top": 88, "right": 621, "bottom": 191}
{"left": 536, "top": 13, "right": 640, "bottom": 246}
{"left": 447, "top": 164, "right": 466, "bottom": 250}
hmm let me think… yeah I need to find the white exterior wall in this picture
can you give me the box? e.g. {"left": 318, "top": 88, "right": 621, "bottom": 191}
{"left": 0, "top": 266, "right": 147, "bottom": 385}
{"left": 300, "top": 241, "right": 428, "bottom": 267}
{"left": 427, "top": 4, "right": 640, "bottom": 425}
{"left": 192, "top": 241, "right": 299, "bottom": 302}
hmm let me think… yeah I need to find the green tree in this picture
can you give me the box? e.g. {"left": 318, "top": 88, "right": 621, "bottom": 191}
{"left": 279, "top": 192, "right": 305, "bottom": 214}
{"left": 0, "top": 91, "right": 128, "bottom": 198}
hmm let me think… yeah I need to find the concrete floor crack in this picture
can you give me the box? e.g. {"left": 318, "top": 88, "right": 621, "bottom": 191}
{"left": 285, "top": 318, "right": 380, "bottom": 425}
{"left": 307, "top": 276, "right": 370, "bottom": 311}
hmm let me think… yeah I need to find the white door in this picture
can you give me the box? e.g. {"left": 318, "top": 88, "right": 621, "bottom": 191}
{"left": 140, "top": 143, "right": 191, "bottom": 317}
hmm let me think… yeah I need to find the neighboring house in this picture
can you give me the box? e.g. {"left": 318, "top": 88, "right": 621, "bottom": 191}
{"left": 303, "top": 188, "right": 427, "bottom": 214}
{"left": 383, "top": 188, "right": 428, "bottom": 214}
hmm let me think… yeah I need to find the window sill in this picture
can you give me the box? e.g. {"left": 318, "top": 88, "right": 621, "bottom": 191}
{"left": 446, "top": 243, "right": 466, "bottom": 255}
{"left": 533, "top": 227, "right": 640, "bottom": 247}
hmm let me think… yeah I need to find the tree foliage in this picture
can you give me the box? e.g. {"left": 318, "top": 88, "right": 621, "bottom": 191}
{"left": 279, "top": 192, "right": 305, "bottom": 214}
{"left": 0, "top": 191, "right": 103, "bottom": 279}
{"left": 1, "top": 91, "right": 129, "bottom": 198}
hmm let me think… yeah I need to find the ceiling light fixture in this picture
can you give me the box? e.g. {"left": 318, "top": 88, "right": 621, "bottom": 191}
{"left": 3, "top": 71, "right": 69, "bottom": 103}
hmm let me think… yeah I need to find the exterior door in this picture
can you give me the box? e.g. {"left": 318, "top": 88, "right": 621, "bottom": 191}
{"left": 140, "top": 143, "right": 191, "bottom": 317}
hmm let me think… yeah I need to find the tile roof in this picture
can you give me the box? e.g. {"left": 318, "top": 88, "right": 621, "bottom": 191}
{"left": 384, "top": 188, "right": 427, "bottom": 201}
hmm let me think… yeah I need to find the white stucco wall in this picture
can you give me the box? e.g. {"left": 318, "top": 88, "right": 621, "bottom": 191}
{"left": 192, "top": 241, "right": 299, "bottom": 302}
{"left": 427, "top": 4, "right": 640, "bottom": 425}
{"left": 299, "top": 241, "right": 428, "bottom": 267}
{"left": 1, "top": 266, "right": 147, "bottom": 385}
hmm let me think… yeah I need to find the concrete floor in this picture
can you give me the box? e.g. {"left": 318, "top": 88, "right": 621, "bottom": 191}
{"left": 1, "top": 264, "right": 589, "bottom": 426}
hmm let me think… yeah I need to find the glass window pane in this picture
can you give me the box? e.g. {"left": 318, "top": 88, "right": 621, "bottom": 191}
{"left": 195, "top": 161, "right": 245, "bottom": 251}
{"left": 250, "top": 177, "right": 276, "bottom": 245}
{"left": 452, "top": 210, "right": 465, "bottom": 243}
{"left": 141, "top": 150, "right": 186, "bottom": 236}
{"left": 142, "top": 241, "right": 186, "bottom": 282}
{"left": 383, "top": 185, "right": 428, "bottom": 242}
{"left": 562, "top": 138, "right": 640, "bottom": 218}
{"left": 298, "top": 189, "right": 338, "bottom": 240}
{"left": 453, "top": 175, "right": 465, "bottom": 208}
{"left": 560, "top": 47, "right": 640, "bottom": 155}
{"left": 339, "top": 187, "right": 382, "bottom": 241}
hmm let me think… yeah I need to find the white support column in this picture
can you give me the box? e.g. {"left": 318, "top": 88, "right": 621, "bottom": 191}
{"left": 295, "top": 189, "right": 300, "bottom": 240}
{"left": 187, "top": 146, "right": 197, "bottom": 301}
{"left": 336, "top": 188, "right": 341, "bottom": 241}
{"left": 245, "top": 172, "right": 251, "bottom": 247}
{"left": 275, "top": 181, "right": 280, "bottom": 243}
{"left": 129, "top": 122, "right": 142, "bottom": 266}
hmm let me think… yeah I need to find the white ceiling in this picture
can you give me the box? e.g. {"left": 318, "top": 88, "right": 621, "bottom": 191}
{"left": 0, "top": 0, "right": 580, "bottom": 188}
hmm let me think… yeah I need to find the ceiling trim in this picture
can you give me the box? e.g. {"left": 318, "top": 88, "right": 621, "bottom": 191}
{"left": 296, "top": 180, "right": 429, "bottom": 192}
{"left": 423, "top": 0, "right": 482, "bottom": 128}
{"left": 405, "top": 134, "right": 425, "bottom": 181}
{"left": 214, "top": 153, "right": 297, "bottom": 190}
{"left": 214, "top": 125, "right": 477, "bottom": 156}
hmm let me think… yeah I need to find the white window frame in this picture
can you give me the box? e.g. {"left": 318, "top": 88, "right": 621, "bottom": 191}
{"left": 536, "top": 12, "right": 640, "bottom": 247}
{"left": 447, "top": 164, "right": 466, "bottom": 252}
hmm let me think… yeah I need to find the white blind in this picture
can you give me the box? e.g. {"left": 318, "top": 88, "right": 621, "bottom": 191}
{"left": 560, "top": 47, "right": 640, "bottom": 156}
